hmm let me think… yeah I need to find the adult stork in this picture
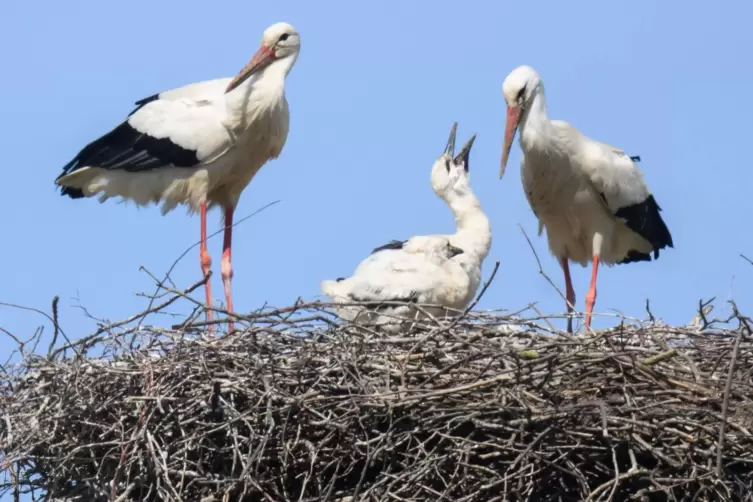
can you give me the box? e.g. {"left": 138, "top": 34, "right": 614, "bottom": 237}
{"left": 499, "top": 65, "right": 673, "bottom": 332}
{"left": 54, "top": 22, "right": 301, "bottom": 333}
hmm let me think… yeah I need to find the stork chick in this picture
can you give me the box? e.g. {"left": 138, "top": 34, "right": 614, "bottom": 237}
{"left": 321, "top": 237, "right": 468, "bottom": 331}
{"left": 321, "top": 123, "right": 492, "bottom": 331}
{"left": 499, "top": 65, "right": 673, "bottom": 332}
{"left": 55, "top": 22, "right": 301, "bottom": 334}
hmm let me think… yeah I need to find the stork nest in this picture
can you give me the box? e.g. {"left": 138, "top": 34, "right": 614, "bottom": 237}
{"left": 1, "top": 286, "right": 753, "bottom": 501}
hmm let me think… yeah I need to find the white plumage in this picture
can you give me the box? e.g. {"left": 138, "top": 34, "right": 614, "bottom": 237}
{"left": 54, "top": 22, "right": 302, "bottom": 334}
{"left": 499, "top": 65, "right": 673, "bottom": 332}
{"left": 321, "top": 123, "right": 492, "bottom": 332}
{"left": 321, "top": 237, "right": 469, "bottom": 330}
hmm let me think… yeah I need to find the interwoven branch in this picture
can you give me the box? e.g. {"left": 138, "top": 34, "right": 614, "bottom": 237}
{"left": 1, "top": 293, "right": 752, "bottom": 502}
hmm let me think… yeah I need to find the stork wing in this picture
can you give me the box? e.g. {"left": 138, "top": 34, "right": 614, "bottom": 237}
{"left": 346, "top": 253, "right": 446, "bottom": 305}
{"left": 552, "top": 120, "right": 673, "bottom": 254}
{"left": 550, "top": 120, "right": 650, "bottom": 212}
{"left": 371, "top": 239, "right": 407, "bottom": 254}
{"left": 551, "top": 120, "right": 625, "bottom": 155}
{"left": 57, "top": 92, "right": 232, "bottom": 184}
{"left": 131, "top": 78, "right": 234, "bottom": 114}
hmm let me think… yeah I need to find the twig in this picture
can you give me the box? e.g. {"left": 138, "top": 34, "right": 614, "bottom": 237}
{"left": 47, "top": 296, "right": 61, "bottom": 359}
{"left": 519, "top": 225, "right": 585, "bottom": 332}
{"left": 716, "top": 301, "right": 747, "bottom": 477}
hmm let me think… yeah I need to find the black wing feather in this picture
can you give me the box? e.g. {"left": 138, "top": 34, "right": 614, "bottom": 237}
{"left": 614, "top": 194, "right": 674, "bottom": 263}
{"left": 128, "top": 93, "right": 160, "bottom": 117}
{"left": 56, "top": 99, "right": 201, "bottom": 198}
{"left": 371, "top": 240, "right": 407, "bottom": 254}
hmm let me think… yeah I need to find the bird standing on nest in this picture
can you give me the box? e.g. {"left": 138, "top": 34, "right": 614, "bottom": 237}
{"left": 499, "top": 65, "right": 673, "bottom": 332}
{"left": 55, "top": 22, "right": 302, "bottom": 335}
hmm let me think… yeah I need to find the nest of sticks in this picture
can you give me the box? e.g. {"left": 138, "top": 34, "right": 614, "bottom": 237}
{"left": 2, "top": 274, "right": 753, "bottom": 502}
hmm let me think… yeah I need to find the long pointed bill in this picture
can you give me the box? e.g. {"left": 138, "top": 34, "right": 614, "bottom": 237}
{"left": 225, "top": 45, "right": 276, "bottom": 93}
{"left": 500, "top": 105, "right": 521, "bottom": 179}
{"left": 445, "top": 122, "right": 458, "bottom": 156}
{"left": 454, "top": 134, "right": 476, "bottom": 171}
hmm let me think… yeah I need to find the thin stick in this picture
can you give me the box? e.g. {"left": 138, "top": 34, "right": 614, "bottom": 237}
{"left": 716, "top": 302, "right": 747, "bottom": 477}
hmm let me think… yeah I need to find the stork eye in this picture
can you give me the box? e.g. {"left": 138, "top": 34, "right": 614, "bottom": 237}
{"left": 279, "top": 33, "right": 290, "bottom": 42}
{"left": 444, "top": 159, "right": 451, "bottom": 172}
{"left": 517, "top": 86, "right": 527, "bottom": 103}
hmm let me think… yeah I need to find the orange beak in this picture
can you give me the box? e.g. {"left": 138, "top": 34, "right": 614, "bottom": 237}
{"left": 225, "top": 45, "right": 277, "bottom": 93}
{"left": 500, "top": 105, "right": 521, "bottom": 179}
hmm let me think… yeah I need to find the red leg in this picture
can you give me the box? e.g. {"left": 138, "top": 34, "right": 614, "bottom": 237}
{"left": 560, "top": 257, "right": 576, "bottom": 333}
{"left": 221, "top": 206, "right": 235, "bottom": 333}
{"left": 199, "top": 201, "right": 214, "bottom": 337}
{"left": 585, "top": 255, "right": 600, "bottom": 330}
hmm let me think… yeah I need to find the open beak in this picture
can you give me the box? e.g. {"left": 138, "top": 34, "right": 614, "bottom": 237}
{"left": 500, "top": 105, "right": 521, "bottom": 178}
{"left": 454, "top": 134, "right": 476, "bottom": 172}
{"left": 225, "top": 45, "right": 277, "bottom": 93}
{"left": 445, "top": 122, "right": 458, "bottom": 156}
{"left": 448, "top": 244, "right": 464, "bottom": 258}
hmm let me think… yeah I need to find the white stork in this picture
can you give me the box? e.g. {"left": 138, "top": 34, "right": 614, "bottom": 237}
{"left": 499, "top": 65, "right": 673, "bottom": 332}
{"left": 321, "top": 123, "right": 492, "bottom": 331}
{"left": 54, "top": 22, "right": 301, "bottom": 333}
{"left": 321, "top": 236, "right": 469, "bottom": 331}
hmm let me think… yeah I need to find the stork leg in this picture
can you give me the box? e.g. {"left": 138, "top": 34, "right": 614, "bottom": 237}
{"left": 560, "top": 257, "right": 576, "bottom": 333}
{"left": 585, "top": 255, "right": 600, "bottom": 330}
{"left": 199, "top": 201, "right": 214, "bottom": 337}
{"left": 221, "top": 207, "right": 235, "bottom": 333}
{"left": 585, "top": 233, "right": 604, "bottom": 331}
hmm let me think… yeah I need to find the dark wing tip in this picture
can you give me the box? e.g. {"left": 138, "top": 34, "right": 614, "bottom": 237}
{"left": 371, "top": 239, "right": 407, "bottom": 255}
{"left": 615, "top": 194, "right": 673, "bottom": 261}
{"left": 59, "top": 186, "right": 86, "bottom": 199}
{"left": 618, "top": 250, "right": 653, "bottom": 265}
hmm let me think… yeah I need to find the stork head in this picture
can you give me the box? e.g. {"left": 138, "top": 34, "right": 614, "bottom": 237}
{"left": 225, "top": 22, "right": 301, "bottom": 93}
{"left": 499, "top": 65, "right": 542, "bottom": 178}
{"left": 430, "top": 122, "right": 477, "bottom": 201}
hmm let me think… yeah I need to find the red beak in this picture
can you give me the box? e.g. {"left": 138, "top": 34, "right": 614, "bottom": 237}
{"left": 500, "top": 105, "right": 521, "bottom": 179}
{"left": 225, "top": 45, "right": 276, "bottom": 93}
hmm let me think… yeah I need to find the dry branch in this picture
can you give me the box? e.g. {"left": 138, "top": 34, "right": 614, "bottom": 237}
{"left": 1, "top": 287, "right": 753, "bottom": 502}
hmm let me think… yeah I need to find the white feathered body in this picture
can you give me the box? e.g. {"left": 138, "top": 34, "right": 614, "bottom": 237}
{"left": 520, "top": 101, "right": 672, "bottom": 267}
{"left": 56, "top": 70, "right": 291, "bottom": 215}
{"left": 321, "top": 237, "right": 471, "bottom": 331}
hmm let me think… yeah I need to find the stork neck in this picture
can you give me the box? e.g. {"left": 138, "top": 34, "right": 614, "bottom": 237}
{"left": 268, "top": 52, "right": 299, "bottom": 80}
{"left": 445, "top": 190, "right": 492, "bottom": 265}
{"left": 519, "top": 89, "right": 553, "bottom": 152}
{"left": 223, "top": 54, "right": 297, "bottom": 121}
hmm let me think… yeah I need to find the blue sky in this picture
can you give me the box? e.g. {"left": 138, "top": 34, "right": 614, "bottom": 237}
{"left": 2, "top": 0, "right": 753, "bottom": 366}
{"left": 2, "top": 0, "right": 753, "bottom": 498}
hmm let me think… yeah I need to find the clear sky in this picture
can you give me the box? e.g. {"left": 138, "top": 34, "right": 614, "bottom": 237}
{"left": 1, "top": 0, "right": 753, "bottom": 498}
